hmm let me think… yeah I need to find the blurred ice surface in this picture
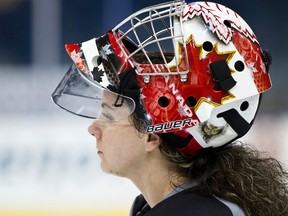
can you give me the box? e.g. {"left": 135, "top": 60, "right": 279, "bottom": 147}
{"left": 0, "top": 115, "right": 139, "bottom": 211}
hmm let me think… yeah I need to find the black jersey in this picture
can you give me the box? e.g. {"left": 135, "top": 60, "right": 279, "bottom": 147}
{"left": 130, "top": 188, "right": 245, "bottom": 216}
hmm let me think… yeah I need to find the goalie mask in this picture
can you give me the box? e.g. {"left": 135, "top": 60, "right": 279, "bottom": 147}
{"left": 52, "top": 1, "right": 272, "bottom": 155}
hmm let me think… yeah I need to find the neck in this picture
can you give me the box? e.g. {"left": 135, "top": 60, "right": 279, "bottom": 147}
{"left": 128, "top": 150, "right": 185, "bottom": 208}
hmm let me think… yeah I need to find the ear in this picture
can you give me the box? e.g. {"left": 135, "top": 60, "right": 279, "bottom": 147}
{"left": 145, "top": 133, "right": 161, "bottom": 152}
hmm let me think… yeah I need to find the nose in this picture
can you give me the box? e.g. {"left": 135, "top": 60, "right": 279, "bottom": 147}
{"left": 88, "top": 121, "right": 102, "bottom": 140}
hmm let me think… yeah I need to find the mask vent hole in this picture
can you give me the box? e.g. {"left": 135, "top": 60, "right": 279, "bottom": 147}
{"left": 158, "top": 96, "right": 169, "bottom": 108}
{"left": 224, "top": 20, "right": 232, "bottom": 28}
{"left": 240, "top": 101, "right": 249, "bottom": 111}
{"left": 203, "top": 41, "right": 213, "bottom": 52}
{"left": 186, "top": 96, "right": 197, "bottom": 107}
{"left": 235, "top": 61, "right": 245, "bottom": 72}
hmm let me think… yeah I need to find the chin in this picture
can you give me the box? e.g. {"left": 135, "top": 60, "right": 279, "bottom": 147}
{"left": 100, "top": 163, "right": 121, "bottom": 176}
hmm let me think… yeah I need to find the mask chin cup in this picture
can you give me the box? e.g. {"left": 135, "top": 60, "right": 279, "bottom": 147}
{"left": 51, "top": 64, "right": 135, "bottom": 121}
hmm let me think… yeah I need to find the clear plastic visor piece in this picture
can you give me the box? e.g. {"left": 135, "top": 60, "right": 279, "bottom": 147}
{"left": 51, "top": 64, "right": 135, "bottom": 121}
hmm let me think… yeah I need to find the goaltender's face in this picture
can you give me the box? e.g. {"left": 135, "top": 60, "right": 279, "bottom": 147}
{"left": 88, "top": 90, "right": 147, "bottom": 177}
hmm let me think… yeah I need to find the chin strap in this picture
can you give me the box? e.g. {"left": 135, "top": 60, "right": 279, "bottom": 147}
{"left": 158, "top": 131, "right": 203, "bottom": 156}
{"left": 217, "top": 108, "right": 251, "bottom": 138}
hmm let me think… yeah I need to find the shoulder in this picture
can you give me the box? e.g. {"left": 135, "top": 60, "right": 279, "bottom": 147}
{"left": 130, "top": 194, "right": 150, "bottom": 216}
{"left": 148, "top": 189, "right": 241, "bottom": 216}
{"left": 130, "top": 189, "right": 245, "bottom": 216}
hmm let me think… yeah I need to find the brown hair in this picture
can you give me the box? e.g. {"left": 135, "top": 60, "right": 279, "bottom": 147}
{"left": 159, "top": 141, "right": 288, "bottom": 216}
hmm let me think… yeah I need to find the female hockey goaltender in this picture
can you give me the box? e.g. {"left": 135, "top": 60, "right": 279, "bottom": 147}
{"left": 52, "top": 1, "right": 288, "bottom": 215}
